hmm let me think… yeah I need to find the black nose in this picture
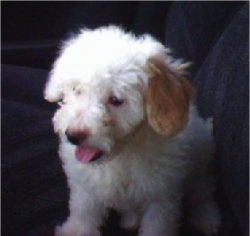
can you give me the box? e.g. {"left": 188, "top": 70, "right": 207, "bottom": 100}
{"left": 65, "top": 131, "right": 81, "bottom": 145}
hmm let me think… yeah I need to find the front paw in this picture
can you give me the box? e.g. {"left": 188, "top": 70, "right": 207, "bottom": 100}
{"left": 55, "top": 218, "right": 100, "bottom": 236}
{"left": 120, "top": 211, "right": 141, "bottom": 230}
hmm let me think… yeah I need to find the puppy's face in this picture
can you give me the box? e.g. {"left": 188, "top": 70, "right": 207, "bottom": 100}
{"left": 49, "top": 68, "right": 146, "bottom": 163}
{"left": 44, "top": 26, "right": 194, "bottom": 164}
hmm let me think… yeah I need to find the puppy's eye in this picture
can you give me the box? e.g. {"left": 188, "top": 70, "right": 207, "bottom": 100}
{"left": 73, "top": 87, "right": 81, "bottom": 96}
{"left": 108, "top": 96, "right": 124, "bottom": 107}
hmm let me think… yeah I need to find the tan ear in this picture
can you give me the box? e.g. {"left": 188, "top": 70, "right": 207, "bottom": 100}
{"left": 145, "top": 56, "right": 195, "bottom": 137}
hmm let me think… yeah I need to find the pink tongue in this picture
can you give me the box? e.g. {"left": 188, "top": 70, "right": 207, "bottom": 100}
{"left": 75, "top": 146, "right": 100, "bottom": 163}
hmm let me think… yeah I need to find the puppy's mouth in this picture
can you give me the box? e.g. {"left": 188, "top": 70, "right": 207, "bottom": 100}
{"left": 75, "top": 146, "right": 104, "bottom": 163}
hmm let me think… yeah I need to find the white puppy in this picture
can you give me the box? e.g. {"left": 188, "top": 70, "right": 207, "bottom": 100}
{"left": 44, "top": 26, "right": 220, "bottom": 236}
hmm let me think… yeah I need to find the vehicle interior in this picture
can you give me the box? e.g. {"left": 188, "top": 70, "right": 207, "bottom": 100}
{"left": 2, "top": 2, "right": 248, "bottom": 236}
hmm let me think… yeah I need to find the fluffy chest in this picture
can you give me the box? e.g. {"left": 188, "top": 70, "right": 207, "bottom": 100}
{"left": 65, "top": 146, "right": 186, "bottom": 210}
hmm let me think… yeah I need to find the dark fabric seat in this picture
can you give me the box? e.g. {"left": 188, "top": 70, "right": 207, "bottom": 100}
{"left": 2, "top": 2, "right": 248, "bottom": 236}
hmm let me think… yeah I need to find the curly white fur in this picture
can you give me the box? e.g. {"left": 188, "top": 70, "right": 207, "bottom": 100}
{"left": 44, "top": 25, "right": 220, "bottom": 236}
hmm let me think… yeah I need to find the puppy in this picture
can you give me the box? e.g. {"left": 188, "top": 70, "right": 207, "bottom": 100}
{"left": 44, "top": 26, "right": 220, "bottom": 236}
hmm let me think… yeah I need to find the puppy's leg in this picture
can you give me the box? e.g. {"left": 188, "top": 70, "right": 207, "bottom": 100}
{"left": 139, "top": 200, "right": 181, "bottom": 236}
{"left": 55, "top": 217, "right": 101, "bottom": 236}
{"left": 55, "top": 190, "right": 105, "bottom": 236}
{"left": 187, "top": 175, "right": 220, "bottom": 235}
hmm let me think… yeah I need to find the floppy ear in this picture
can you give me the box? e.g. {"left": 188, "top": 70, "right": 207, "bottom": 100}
{"left": 145, "top": 56, "right": 195, "bottom": 137}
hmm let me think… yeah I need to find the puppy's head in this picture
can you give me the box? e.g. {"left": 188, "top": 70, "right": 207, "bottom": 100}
{"left": 44, "top": 26, "right": 194, "bottom": 164}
